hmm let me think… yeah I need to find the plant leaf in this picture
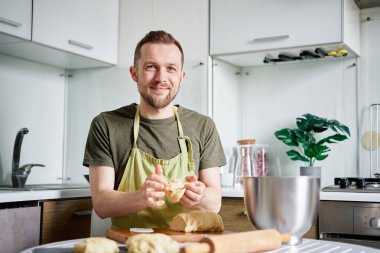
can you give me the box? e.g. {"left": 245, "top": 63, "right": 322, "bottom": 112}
{"left": 294, "top": 129, "right": 315, "bottom": 151}
{"left": 305, "top": 145, "right": 330, "bottom": 160}
{"left": 286, "top": 150, "right": 310, "bottom": 162}
{"left": 326, "top": 119, "right": 351, "bottom": 136}
{"left": 274, "top": 128, "right": 298, "bottom": 147}
{"left": 297, "top": 113, "right": 328, "bottom": 133}
{"left": 318, "top": 134, "right": 348, "bottom": 145}
{"left": 315, "top": 153, "right": 329, "bottom": 161}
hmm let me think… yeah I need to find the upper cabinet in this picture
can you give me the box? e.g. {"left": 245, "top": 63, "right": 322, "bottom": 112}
{"left": 0, "top": 0, "right": 32, "bottom": 43}
{"left": 0, "top": 0, "right": 119, "bottom": 69}
{"left": 210, "top": 0, "right": 360, "bottom": 66}
{"left": 33, "top": 0, "right": 118, "bottom": 65}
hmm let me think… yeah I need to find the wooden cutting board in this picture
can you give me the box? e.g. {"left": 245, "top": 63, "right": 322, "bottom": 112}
{"left": 107, "top": 228, "right": 228, "bottom": 243}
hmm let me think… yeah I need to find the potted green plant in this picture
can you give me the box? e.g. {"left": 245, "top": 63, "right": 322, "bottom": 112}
{"left": 274, "top": 113, "right": 350, "bottom": 177}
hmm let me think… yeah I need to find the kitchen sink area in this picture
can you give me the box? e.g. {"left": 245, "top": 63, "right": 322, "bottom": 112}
{"left": 0, "top": 183, "right": 91, "bottom": 204}
{"left": 0, "top": 184, "right": 90, "bottom": 191}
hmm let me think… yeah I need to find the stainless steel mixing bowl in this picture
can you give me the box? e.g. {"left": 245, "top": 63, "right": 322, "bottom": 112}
{"left": 243, "top": 176, "right": 320, "bottom": 245}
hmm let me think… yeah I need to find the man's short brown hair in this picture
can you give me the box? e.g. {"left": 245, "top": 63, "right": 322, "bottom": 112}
{"left": 133, "top": 30, "right": 184, "bottom": 68}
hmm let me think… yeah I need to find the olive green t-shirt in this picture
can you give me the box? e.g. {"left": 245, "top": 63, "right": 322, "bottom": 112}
{"left": 83, "top": 103, "right": 226, "bottom": 188}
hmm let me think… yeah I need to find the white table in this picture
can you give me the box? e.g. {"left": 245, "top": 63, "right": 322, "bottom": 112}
{"left": 21, "top": 238, "right": 380, "bottom": 253}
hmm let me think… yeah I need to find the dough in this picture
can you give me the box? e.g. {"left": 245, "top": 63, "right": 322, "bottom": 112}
{"left": 170, "top": 210, "right": 224, "bottom": 232}
{"left": 361, "top": 131, "right": 379, "bottom": 151}
{"left": 126, "top": 233, "right": 179, "bottom": 253}
{"left": 164, "top": 178, "right": 188, "bottom": 203}
{"left": 73, "top": 237, "right": 120, "bottom": 253}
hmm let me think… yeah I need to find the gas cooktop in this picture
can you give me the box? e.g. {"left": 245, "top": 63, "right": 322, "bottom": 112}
{"left": 322, "top": 177, "right": 380, "bottom": 193}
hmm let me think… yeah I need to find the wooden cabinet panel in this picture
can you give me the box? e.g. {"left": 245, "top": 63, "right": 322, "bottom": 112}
{"left": 219, "top": 197, "right": 254, "bottom": 232}
{"left": 41, "top": 198, "right": 92, "bottom": 244}
{"left": 219, "top": 197, "right": 318, "bottom": 239}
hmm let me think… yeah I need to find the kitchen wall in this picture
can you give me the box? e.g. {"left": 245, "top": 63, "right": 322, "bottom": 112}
{"left": 0, "top": 55, "right": 65, "bottom": 185}
{"left": 243, "top": 59, "right": 358, "bottom": 186}
{"left": 214, "top": 57, "right": 359, "bottom": 187}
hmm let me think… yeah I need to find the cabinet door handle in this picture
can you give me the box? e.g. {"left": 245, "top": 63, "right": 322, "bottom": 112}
{"left": 251, "top": 34, "right": 290, "bottom": 43}
{"left": 73, "top": 210, "right": 92, "bottom": 216}
{"left": 68, "top": 40, "right": 94, "bottom": 50}
{"left": 0, "top": 17, "right": 22, "bottom": 28}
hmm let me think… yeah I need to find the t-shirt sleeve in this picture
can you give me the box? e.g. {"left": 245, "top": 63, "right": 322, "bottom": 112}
{"left": 83, "top": 114, "right": 114, "bottom": 168}
{"left": 199, "top": 117, "right": 226, "bottom": 170}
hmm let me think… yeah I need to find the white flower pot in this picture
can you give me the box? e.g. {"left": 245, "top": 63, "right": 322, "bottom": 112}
{"left": 300, "top": 166, "right": 321, "bottom": 178}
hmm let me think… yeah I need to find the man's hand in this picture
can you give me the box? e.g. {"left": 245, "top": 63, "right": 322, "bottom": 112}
{"left": 180, "top": 175, "right": 206, "bottom": 209}
{"left": 141, "top": 164, "right": 167, "bottom": 208}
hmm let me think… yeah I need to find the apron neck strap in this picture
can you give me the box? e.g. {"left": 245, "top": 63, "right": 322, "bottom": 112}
{"left": 133, "top": 105, "right": 140, "bottom": 147}
{"left": 173, "top": 106, "right": 185, "bottom": 138}
{"left": 173, "top": 106, "right": 188, "bottom": 155}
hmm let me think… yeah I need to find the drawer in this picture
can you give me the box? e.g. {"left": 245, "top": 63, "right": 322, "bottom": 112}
{"left": 41, "top": 198, "right": 92, "bottom": 244}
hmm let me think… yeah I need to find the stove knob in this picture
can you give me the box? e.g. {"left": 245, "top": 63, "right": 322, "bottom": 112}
{"left": 369, "top": 217, "right": 380, "bottom": 230}
{"left": 339, "top": 178, "right": 350, "bottom": 188}
{"left": 356, "top": 178, "right": 366, "bottom": 188}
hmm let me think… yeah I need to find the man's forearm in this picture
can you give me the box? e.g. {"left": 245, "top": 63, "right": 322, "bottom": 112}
{"left": 92, "top": 189, "right": 148, "bottom": 218}
{"left": 198, "top": 186, "right": 222, "bottom": 213}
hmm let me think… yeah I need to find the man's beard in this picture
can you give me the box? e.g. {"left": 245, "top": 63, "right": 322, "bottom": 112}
{"left": 139, "top": 84, "right": 179, "bottom": 109}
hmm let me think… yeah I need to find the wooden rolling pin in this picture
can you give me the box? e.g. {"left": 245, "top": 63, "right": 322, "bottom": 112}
{"left": 181, "top": 229, "right": 291, "bottom": 253}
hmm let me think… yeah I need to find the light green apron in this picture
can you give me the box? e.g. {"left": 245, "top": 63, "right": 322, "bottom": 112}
{"left": 112, "top": 105, "right": 195, "bottom": 229}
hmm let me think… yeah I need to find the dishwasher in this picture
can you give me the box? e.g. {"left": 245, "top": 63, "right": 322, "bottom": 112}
{"left": 0, "top": 201, "right": 41, "bottom": 253}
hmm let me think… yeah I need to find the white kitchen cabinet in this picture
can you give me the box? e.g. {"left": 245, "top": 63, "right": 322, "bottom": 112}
{"left": 0, "top": 0, "right": 119, "bottom": 69}
{"left": 33, "top": 0, "right": 118, "bottom": 65}
{"left": 210, "top": 0, "right": 360, "bottom": 66}
{"left": 0, "top": 0, "right": 32, "bottom": 43}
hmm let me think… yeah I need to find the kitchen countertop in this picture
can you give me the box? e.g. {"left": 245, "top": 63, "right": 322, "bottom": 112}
{"left": 20, "top": 238, "right": 380, "bottom": 253}
{"left": 320, "top": 191, "right": 380, "bottom": 202}
{"left": 222, "top": 187, "right": 380, "bottom": 202}
{"left": 1, "top": 186, "right": 378, "bottom": 203}
{"left": 0, "top": 186, "right": 241, "bottom": 203}
{"left": 0, "top": 186, "right": 91, "bottom": 203}
{"left": 221, "top": 187, "right": 244, "bottom": 197}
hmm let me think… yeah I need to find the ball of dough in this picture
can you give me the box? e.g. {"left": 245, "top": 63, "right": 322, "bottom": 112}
{"left": 73, "top": 237, "right": 120, "bottom": 253}
{"left": 361, "top": 131, "right": 379, "bottom": 151}
{"left": 170, "top": 210, "right": 224, "bottom": 232}
{"left": 164, "top": 178, "right": 188, "bottom": 203}
{"left": 126, "top": 233, "right": 179, "bottom": 253}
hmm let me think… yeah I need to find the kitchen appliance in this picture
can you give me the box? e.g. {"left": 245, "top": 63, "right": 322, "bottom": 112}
{"left": 243, "top": 176, "right": 320, "bottom": 245}
{"left": 320, "top": 177, "right": 380, "bottom": 249}
{"left": 320, "top": 104, "right": 380, "bottom": 249}
{"left": 367, "top": 104, "right": 380, "bottom": 177}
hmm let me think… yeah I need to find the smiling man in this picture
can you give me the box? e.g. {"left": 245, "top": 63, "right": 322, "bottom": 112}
{"left": 83, "top": 30, "right": 226, "bottom": 229}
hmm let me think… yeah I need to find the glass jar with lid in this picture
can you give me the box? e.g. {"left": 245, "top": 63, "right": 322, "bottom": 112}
{"left": 234, "top": 139, "right": 269, "bottom": 189}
